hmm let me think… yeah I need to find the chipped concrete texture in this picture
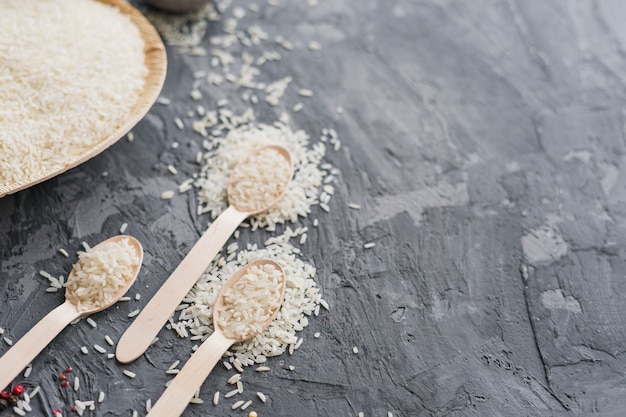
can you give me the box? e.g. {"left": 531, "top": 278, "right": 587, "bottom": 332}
{"left": 522, "top": 223, "right": 569, "bottom": 264}
{"left": 2, "top": 0, "right": 626, "bottom": 416}
{"left": 541, "top": 289, "right": 582, "bottom": 313}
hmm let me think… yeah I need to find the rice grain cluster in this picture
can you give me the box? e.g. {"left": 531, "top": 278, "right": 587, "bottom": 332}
{"left": 0, "top": 0, "right": 147, "bottom": 187}
{"left": 172, "top": 228, "right": 325, "bottom": 368}
{"left": 196, "top": 122, "right": 333, "bottom": 230}
{"left": 65, "top": 238, "right": 140, "bottom": 311}
{"left": 217, "top": 263, "right": 284, "bottom": 340}
{"left": 228, "top": 147, "right": 292, "bottom": 213}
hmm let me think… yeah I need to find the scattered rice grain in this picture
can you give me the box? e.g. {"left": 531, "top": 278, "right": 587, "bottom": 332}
{"left": 161, "top": 190, "right": 175, "bottom": 200}
{"left": 224, "top": 389, "right": 239, "bottom": 398}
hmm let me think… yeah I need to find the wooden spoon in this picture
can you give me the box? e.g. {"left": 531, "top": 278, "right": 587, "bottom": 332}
{"left": 146, "top": 259, "right": 286, "bottom": 417}
{"left": 0, "top": 235, "right": 143, "bottom": 391}
{"left": 116, "top": 145, "right": 293, "bottom": 363}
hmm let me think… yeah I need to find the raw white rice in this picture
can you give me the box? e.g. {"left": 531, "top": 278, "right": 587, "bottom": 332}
{"left": 98, "top": 391, "right": 105, "bottom": 403}
{"left": 227, "top": 146, "right": 292, "bottom": 213}
{"left": 94, "top": 344, "right": 106, "bottom": 354}
{"left": 65, "top": 238, "right": 140, "bottom": 311}
{"left": 161, "top": 190, "right": 175, "bottom": 200}
{"left": 174, "top": 228, "right": 324, "bottom": 368}
{"left": 128, "top": 309, "right": 141, "bottom": 318}
{"left": 80, "top": 346, "right": 88, "bottom": 354}
{"left": 298, "top": 88, "right": 314, "bottom": 97}
{"left": 0, "top": 0, "right": 147, "bottom": 187}
{"left": 353, "top": 346, "right": 359, "bottom": 354}
{"left": 123, "top": 370, "right": 136, "bottom": 378}
{"left": 241, "top": 400, "right": 252, "bottom": 410}
{"left": 232, "top": 400, "right": 245, "bottom": 409}
{"left": 196, "top": 122, "right": 335, "bottom": 230}
{"left": 255, "top": 366, "right": 270, "bottom": 372}
{"left": 364, "top": 242, "right": 376, "bottom": 249}
{"left": 308, "top": 41, "right": 321, "bottom": 51}
{"left": 224, "top": 389, "right": 239, "bottom": 398}
{"left": 86, "top": 318, "right": 97, "bottom": 328}
{"left": 257, "top": 392, "right": 267, "bottom": 403}
{"left": 59, "top": 248, "right": 69, "bottom": 257}
{"left": 120, "top": 223, "right": 129, "bottom": 234}
{"left": 228, "top": 374, "right": 241, "bottom": 384}
{"left": 146, "top": 399, "right": 152, "bottom": 412}
{"left": 213, "top": 391, "right": 220, "bottom": 405}
{"left": 217, "top": 263, "right": 284, "bottom": 340}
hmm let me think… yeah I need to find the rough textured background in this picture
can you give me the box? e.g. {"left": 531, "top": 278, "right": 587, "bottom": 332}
{"left": 3, "top": 0, "right": 626, "bottom": 415}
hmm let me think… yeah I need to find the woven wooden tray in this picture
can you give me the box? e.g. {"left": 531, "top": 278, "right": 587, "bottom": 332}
{"left": 0, "top": 0, "right": 167, "bottom": 198}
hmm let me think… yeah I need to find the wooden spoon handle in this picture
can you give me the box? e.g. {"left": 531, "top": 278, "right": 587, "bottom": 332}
{"left": 0, "top": 301, "right": 80, "bottom": 390}
{"left": 147, "top": 331, "right": 233, "bottom": 417}
{"left": 116, "top": 206, "right": 248, "bottom": 363}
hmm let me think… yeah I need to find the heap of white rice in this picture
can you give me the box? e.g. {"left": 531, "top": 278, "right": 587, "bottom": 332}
{"left": 65, "top": 238, "right": 140, "bottom": 311}
{"left": 196, "top": 122, "right": 333, "bottom": 230}
{"left": 228, "top": 147, "right": 292, "bottom": 213}
{"left": 217, "top": 263, "right": 284, "bottom": 340}
{"left": 172, "top": 228, "right": 325, "bottom": 368}
{"left": 0, "top": 0, "right": 147, "bottom": 187}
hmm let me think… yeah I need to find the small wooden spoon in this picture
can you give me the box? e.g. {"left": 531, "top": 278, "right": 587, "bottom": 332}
{"left": 146, "top": 259, "right": 286, "bottom": 417}
{"left": 116, "top": 145, "right": 293, "bottom": 363}
{"left": 0, "top": 236, "right": 143, "bottom": 391}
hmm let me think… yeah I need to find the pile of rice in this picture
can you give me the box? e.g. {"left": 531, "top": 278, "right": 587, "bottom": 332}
{"left": 171, "top": 228, "right": 325, "bottom": 369}
{"left": 0, "top": 0, "right": 147, "bottom": 187}
{"left": 196, "top": 122, "right": 335, "bottom": 230}
{"left": 65, "top": 238, "right": 140, "bottom": 311}
{"left": 228, "top": 146, "right": 292, "bottom": 213}
{"left": 217, "top": 263, "right": 284, "bottom": 340}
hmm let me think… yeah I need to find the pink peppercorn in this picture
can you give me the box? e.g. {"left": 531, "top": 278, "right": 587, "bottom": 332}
{"left": 11, "top": 385, "right": 24, "bottom": 396}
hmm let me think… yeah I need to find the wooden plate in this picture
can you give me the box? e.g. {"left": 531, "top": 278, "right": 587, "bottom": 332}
{"left": 0, "top": 0, "right": 167, "bottom": 198}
